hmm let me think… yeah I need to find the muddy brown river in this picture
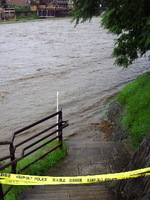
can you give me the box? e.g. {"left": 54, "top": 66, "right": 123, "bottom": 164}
{"left": 0, "top": 18, "right": 150, "bottom": 149}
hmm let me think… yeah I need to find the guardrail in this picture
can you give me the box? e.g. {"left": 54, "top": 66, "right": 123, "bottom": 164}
{"left": 0, "top": 109, "right": 68, "bottom": 199}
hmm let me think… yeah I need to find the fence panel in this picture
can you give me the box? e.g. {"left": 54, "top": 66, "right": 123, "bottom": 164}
{"left": 0, "top": 109, "right": 68, "bottom": 199}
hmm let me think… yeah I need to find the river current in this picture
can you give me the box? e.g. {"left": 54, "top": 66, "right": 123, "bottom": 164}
{"left": 0, "top": 18, "right": 149, "bottom": 146}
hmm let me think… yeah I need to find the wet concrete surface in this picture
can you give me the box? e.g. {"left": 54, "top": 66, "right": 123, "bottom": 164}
{"left": 19, "top": 125, "right": 130, "bottom": 200}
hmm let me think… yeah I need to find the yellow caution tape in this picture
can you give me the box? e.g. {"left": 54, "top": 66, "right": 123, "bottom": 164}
{"left": 0, "top": 167, "right": 150, "bottom": 185}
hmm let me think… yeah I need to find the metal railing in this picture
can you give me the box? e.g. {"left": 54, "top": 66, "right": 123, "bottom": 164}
{"left": 0, "top": 109, "right": 68, "bottom": 199}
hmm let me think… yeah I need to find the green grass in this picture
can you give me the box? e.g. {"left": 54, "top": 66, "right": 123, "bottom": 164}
{"left": 117, "top": 72, "right": 150, "bottom": 148}
{"left": 2, "top": 141, "right": 67, "bottom": 200}
{"left": 15, "top": 13, "right": 39, "bottom": 20}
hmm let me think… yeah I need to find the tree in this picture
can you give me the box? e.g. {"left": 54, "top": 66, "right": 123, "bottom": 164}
{"left": 72, "top": 0, "right": 150, "bottom": 67}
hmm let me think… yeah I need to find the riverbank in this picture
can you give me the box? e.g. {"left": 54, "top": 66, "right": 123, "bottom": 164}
{"left": 1, "top": 72, "right": 149, "bottom": 200}
{"left": 102, "top": 72, "right": 150, "bottom": 149}
{"left": 102, "top": 72, "right": 150, "bottom": 199}
{"left": 0, "top": 16, "right": 72, "bottom": 25}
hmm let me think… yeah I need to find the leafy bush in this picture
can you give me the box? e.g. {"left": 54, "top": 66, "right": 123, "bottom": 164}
{"left": 10, "top": 5, "right": 30, "bottom": 12}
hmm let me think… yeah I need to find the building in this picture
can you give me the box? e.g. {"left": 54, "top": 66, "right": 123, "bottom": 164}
{"left": 0, "top": 4, "right": 3, "bottom": 19}
{"left": 1, "top": 0, "right": 73, "bottom": 18}
{"left": 6, "top": 0, "right": 31, "bottom": 7}
{"left": 0, "top": 7, "right": 16, "bottom": 20}
{"left": 31, "top": 0, "right": 73, "bottom": 17}
{"left": 0, "top": 0, "right": 16, "bottom": 20}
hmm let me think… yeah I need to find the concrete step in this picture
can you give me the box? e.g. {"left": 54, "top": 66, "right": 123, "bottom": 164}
{"left": 20, "top": 185, "right": 118, "bottom": 200}
{"left": 22, "top": 194, "right": 117, "bottom": 199}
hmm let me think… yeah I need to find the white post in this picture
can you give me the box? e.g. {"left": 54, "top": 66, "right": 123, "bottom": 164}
{"left": 57, "top": 91, "right": 59, "bottom": 114}
{"left": 57, "top": 91, "right": 59, "bottom": 136}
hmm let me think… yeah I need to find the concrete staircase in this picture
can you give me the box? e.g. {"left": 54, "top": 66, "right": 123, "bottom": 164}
{"left": 19, "top": 127, "right": 130, "bottom": 200}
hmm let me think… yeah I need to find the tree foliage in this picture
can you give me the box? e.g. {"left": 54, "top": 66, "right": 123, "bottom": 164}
{"left": 72, "top": 0, "right": 150, "bottom": 67}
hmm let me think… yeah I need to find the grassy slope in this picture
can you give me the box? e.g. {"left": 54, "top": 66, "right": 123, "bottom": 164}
{"left": 117, "top": 72, "right": 150, "bottom": 148}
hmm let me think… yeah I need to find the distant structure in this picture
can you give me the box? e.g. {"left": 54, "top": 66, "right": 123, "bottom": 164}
{"left": 0, "top": 1, "right": 16, "bottom": 20}
{"left": 6, "top": 0, "right": 31, "bottom": 7}
{"left": 0, "top": 0, "right": 73, "bottom": 20}
{"left": 0, "top": 2, "right": 2, "bottom": 20}
{"left": 31, "top": 0, "right": 73, "bottom": 17}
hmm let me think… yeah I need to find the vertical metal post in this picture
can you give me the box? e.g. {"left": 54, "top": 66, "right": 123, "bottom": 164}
{"left": 56, "top": 91, "right": 59, "bottom": 138}
{"left": 58, "top": 109, "right": 62, "bottom": 148}
{"left": 9, "top": 143, "right": 16, "bottom": 173}
{"left": 0, "top": 183, "right": 4, "bottom": 200}
{"left": 57, "top": 91, "right": 59, "bottom": 131}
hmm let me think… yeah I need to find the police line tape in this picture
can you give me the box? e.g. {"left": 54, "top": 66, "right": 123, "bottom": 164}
{"left": 0, "top": 167, "right": 150, "bottom": 185}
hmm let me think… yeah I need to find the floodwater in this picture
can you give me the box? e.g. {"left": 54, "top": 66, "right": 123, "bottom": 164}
{"left": 0, "top": 18, "right": 149, "bottom": 145}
